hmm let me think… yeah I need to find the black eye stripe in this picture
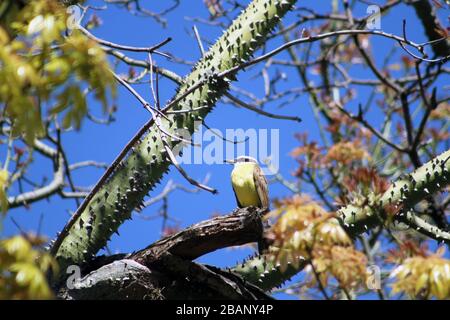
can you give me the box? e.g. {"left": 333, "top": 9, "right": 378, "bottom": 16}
{"left": 236, "top": 157, "right": 256, "bottom": 163}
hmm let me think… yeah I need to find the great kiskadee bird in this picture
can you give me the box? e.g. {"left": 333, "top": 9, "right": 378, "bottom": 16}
{"left": 225, "top": 156, "right": 269, "bottom": 209}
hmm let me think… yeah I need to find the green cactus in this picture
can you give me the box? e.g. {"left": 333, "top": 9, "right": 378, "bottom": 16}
{"left": 233, "top": 254, "right": 304, "bottom": 292}
{"left": 234, "top": 149, "right": 450, "bottom": 290}
{"left": 339, "top": 149, "right": 450, "bottom": 234}
{"left": 54, "top": 0, "right": 298, "bottom": 271}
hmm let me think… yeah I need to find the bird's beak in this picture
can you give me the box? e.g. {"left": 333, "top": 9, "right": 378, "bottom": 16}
{"left": 224, "top": 159, "right": 235, "bottom": 164}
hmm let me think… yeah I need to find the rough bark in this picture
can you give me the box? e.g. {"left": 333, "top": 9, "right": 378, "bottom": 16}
{"left": 57, "top": 207, "right": 271, "bottom": 300}
{"left": 132, "top": 206, "right": 265, "bottom": 264}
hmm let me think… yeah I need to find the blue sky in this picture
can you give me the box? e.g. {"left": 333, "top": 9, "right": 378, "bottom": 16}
{"left": 1, "top": 0, "right": 448, "bottom": 299}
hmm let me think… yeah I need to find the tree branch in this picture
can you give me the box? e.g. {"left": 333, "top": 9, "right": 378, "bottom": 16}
{"left": 407, "top": 0, "right": 450, "bottom": 58}
{"left": 132, "top": 206, "right": 265, "bottom": 264}
{"left": 59, "top": 207, "right": 270, "bottom": 300}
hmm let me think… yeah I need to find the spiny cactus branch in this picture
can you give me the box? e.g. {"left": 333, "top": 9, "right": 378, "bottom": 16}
{"left": 52, "top": 16, "right": 440, "bottom": 263}
{"left": 233, "top": 254, "right": 306, "bottom": 292}
{"left": 397, "top": 210, "right": 450, "bottom": 244}
{"left": 234, "top": 149, "right": 450, "bottom": 290}
{"left": 339, "top": 149, "right": 450, "bottom": 238}
{"left": 52, "top": 0, "right": 298, "bottom": 272}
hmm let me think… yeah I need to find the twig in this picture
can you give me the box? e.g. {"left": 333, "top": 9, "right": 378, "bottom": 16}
{"left": 399, "top": 20, "right": 449, "bottom": 63}
{"left": 110, "top": 70, "right": 168, "bottom": 120}
{"left": 69, "top": 161, "right": 108, "bottom": 171}
{"left": 333, "top": 102, "right": 407, "bottom": 153}
{"left": 8, "top": 152, "right": 65, "bottom": 209}
{"left": 162, "top": 138, "right": 217, "bottom": 194}
{"left": 53, "top": 129, "right": 80, "bottom": 207}
{"left": 104, "top": 48, "right": 182, "bottom": 84}
{"left": 412, "top": 63, "right": 436, "bottom": 149}
{"left": 78, "top": 25, "right": 172, "bottom": 57}
{"left": 202, "top": 121, "right": 249, "bottom": 144}
{"left": 224, "top": 93, "right": 301, "bottom": 122}
{"left": 193, "top": 25, "right": 206, "bottom": 57}
{"left": 396, "top": 210, "right": 450, "bottom": 245}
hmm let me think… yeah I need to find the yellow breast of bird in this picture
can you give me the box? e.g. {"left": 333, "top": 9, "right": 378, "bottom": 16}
{"left": 231, "top": 163, "right": 260, "bottom": 207}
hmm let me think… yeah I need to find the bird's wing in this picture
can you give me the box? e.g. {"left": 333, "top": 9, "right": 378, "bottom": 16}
{"left": 253, "top": 165, "right": 269, "bottom": 209}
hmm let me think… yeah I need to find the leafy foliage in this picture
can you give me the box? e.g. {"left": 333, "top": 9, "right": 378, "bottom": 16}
{"left": 267, "top": 195, "right": 368, "bottom": 294}
{"left": 0, "top": 0, "right": 448, "bottom": 300}
{"left": 0, "top": 0, "right": 115, "bottom": 144}
{"left": 0, "top": 169, "right": 8, "bottom": 213}
{"left": 388, "top": 244, "right": 450, "bottom": 299}
{"left": 0, "top": 235, "right": 57, "bottom": 299}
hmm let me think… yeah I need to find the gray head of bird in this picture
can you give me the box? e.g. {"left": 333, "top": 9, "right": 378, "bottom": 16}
{"left": 224, "top": 156, "right": 258, "bottom": 165}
